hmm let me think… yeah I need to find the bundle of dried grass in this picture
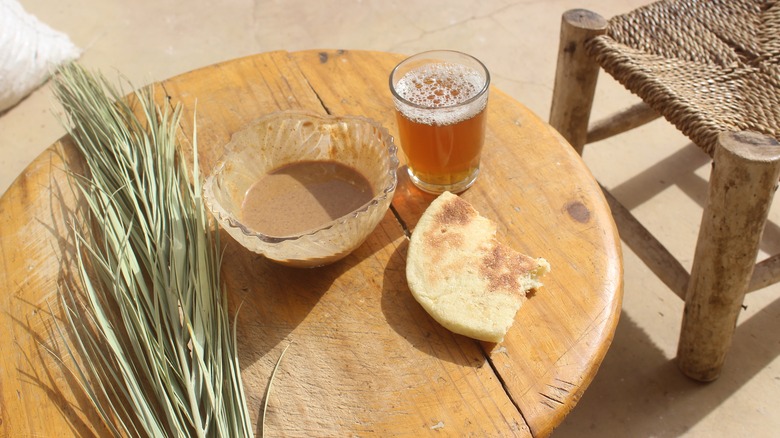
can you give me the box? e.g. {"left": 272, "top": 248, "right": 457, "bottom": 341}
{"left": 52, "top": 63, "right": 253, "bottom": 437}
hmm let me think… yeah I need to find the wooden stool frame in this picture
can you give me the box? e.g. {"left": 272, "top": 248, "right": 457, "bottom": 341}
{"left": 549, "top": 8, "right": 780, "bottom": 382}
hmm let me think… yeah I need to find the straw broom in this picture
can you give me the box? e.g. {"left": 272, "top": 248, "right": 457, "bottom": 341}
{"left": 51, "top": 63, "right": 253, "bottom": 437}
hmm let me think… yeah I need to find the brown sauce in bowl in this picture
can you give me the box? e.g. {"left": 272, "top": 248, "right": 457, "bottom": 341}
{"left": 240, "top": 160, "right": 375, "bottom": 237}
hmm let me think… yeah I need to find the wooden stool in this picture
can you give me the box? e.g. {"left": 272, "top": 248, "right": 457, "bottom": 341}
{"left": 549, "top": 2, "right": 780, "bottom": 382}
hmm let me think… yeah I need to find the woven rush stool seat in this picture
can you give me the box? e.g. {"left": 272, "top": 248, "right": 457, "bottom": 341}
{"left": 549, "top": 0, "right": 780, "bottom": 382}
{"left": 589, "top": 0, "right": 780, "bottom": 157}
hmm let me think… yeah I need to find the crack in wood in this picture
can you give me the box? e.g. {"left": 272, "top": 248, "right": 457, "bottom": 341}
{"left": 390, "top": 204, "right": 411, "bottom": 239}
{"left": 538, "top": 391, "right": 565, "bottom": 406}
{"left": 480, "top": 343, "right": 531, "bottom": 433}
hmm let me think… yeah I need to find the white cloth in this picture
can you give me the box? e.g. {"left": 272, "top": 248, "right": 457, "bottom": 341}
{"left": 0, "top": 0, "right": 81, "bottom": 112}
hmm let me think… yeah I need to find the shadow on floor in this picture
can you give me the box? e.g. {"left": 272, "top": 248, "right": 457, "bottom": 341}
{"left": 554, "top": 292, "right": 780, "bottom": 437}
{"left": 609, "top": 140, "right": 780, "bottom": 257}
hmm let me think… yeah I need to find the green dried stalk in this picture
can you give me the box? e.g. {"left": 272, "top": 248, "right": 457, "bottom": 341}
{"left": 52, "top": 63, "right": 253, "bottom": 437}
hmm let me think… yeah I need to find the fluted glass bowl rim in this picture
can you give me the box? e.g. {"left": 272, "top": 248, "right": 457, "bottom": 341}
{"left": 203, "top": 110, "right": 399, "bottom": 252}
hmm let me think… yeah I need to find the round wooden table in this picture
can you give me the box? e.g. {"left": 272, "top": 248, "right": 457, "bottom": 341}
{"left": 0, "top": 50, "right": 622, "bottom": 437}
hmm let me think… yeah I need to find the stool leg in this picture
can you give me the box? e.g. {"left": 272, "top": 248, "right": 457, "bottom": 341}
{"left": 549, "top": 9, "right": 607, "bottom": 155}
{"left": 678, "top": 131, "right": 780, "bottom": 381}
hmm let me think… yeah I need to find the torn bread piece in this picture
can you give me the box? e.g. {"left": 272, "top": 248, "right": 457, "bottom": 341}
{"left": 406, "top": 191, "right": 550, "bottom": 342}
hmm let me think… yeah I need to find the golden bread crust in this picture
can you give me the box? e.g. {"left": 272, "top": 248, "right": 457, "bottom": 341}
{"left": 406, "top": 192, "right": 549, "bottom": 342}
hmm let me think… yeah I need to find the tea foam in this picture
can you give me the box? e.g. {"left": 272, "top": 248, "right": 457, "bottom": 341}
{"left": 394, "top": 64, "right": 487, "bottom": 126}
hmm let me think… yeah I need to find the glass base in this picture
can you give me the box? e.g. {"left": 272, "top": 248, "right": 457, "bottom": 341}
{"left": 407, "top": 167, "right": 480, "bottom": 194}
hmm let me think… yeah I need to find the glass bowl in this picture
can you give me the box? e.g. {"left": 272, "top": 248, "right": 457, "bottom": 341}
{"left": 203, "top": 110, "right": 399, "bottom": 267}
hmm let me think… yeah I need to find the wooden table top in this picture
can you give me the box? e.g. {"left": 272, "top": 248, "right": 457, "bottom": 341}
{"left": 0, "top": 50, "right": 622, "bottom": 437}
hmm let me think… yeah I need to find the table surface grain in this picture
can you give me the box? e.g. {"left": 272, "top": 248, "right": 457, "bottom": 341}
{"left": 0, "top": 50, "right": 622, "bottom": 437}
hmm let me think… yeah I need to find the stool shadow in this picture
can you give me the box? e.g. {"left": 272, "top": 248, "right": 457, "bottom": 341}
{"left": 609, "top": 140, "right": 780, "bottom": 259}
{"left": 554, "top": 294, "right": 780, "bottom": 437}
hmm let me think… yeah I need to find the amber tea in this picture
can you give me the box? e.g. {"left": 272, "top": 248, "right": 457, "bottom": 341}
{"left": 390, "top": 50, "right": 489, "bottom": 194}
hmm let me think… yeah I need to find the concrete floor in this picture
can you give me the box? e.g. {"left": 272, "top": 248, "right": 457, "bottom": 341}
{"left": 2, "top": 0, "right": 779, "bottom": 436}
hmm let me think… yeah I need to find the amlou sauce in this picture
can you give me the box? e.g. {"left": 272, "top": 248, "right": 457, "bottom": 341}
{"left": 393, "top": 63, "right": 488, "bottom": 186}
{"left": 240, "top": 160, "right": 374, "bottom": 237}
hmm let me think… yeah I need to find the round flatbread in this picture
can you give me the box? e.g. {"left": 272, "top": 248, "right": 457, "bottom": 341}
{"left": 406, "top": 191, "right": 549, "bottom": 342}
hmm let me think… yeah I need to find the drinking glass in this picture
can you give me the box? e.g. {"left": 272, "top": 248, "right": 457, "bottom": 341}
{"left": 390, "top": 50, "right": 490, "bottom": 194}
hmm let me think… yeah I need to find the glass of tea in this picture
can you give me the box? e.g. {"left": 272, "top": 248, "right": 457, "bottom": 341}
{"left": 389, "top": 50, "right": 490, "bottom": 194}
